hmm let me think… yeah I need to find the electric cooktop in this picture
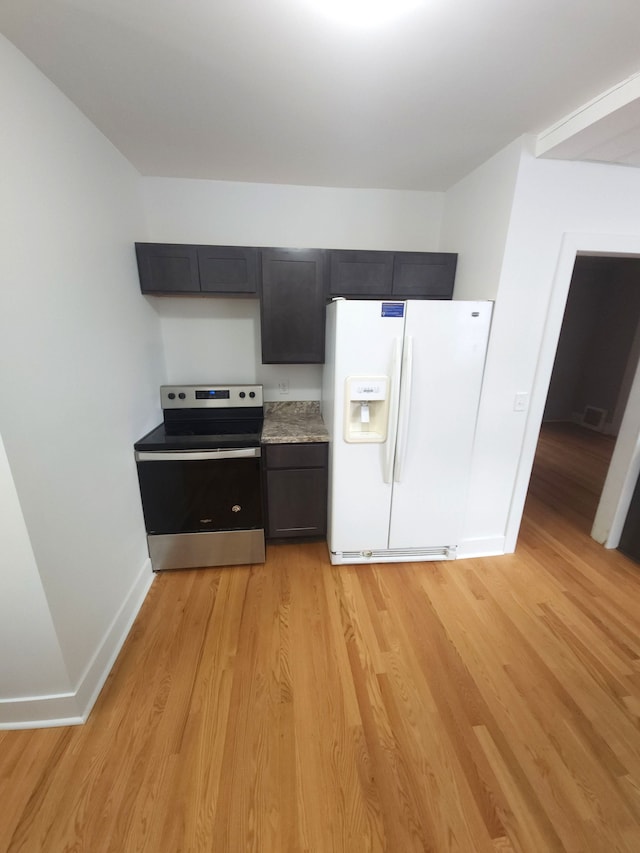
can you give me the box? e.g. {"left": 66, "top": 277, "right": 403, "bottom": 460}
{"left": 134, "top": 384, "right": 264, "bottom": 452}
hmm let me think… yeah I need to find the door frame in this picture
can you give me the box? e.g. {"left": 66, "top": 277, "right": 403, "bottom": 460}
{"left": 505, "top": 231, "right": 640, "bottom": 552}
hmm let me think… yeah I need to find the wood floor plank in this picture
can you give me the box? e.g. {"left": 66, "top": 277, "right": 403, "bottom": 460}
{"left": 5, "top": 423, "right": 640, "bottom": 850}
{"left": 374, "top": 565, "right": 508, "bottom": 847}
{"left": 420, "top": 571, "right": 603, "bottom": 851}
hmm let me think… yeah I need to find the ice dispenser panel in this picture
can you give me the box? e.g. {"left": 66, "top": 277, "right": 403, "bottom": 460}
{"left": 344, "top": 376, "right": 390, "bottom": 443}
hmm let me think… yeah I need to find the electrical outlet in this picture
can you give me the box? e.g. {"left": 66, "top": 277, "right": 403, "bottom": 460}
{"left": 278, "top": 380, "right": 289, "bottom": 395}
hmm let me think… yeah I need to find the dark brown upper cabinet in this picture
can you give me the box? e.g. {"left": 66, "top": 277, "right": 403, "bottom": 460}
{"left": 135, "top": 242, "right": 457, "bottom": 366}
{"left": 329, "top": 250, "right": 394, "bottom": 297}
{"left": 260, "top": 248, "right": 326, "bottom": 364}
{"left": 135, "top": 243, "right": 200, "bottom": 294}
{"left": 392, "top": 252, "right": 457, "bottom": 299}
{"left": 328, "top": 249, "right": 456, "bottom": 300}
{"left": 136, "top": 243, "right": 258, "bottom": 296}
{"left": 198, "top": 246, "right": 258, "bottom": 295}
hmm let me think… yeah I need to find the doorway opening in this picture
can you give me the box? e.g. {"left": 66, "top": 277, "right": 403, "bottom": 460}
{"left": 526, "top": 255, "right": 640, "bottom": 544}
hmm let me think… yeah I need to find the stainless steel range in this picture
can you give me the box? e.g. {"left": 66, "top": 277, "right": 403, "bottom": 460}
{"left": 134, "top": 384, "right": 265, "bottom": 571}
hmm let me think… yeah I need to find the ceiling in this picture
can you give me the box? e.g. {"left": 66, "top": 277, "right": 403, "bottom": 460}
{"left": 2, "top": 0, "right": 640, "bottom": 191}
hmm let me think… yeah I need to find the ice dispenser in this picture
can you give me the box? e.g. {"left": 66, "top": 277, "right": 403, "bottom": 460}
{"left": 344, "top": 376, "right": 390, "bottom": 443}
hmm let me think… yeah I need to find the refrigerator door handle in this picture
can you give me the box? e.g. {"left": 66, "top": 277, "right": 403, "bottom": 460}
{"left": 383, "top": 337, "right": 403, "bottom": 484}
{"left": 394, "top": 335, "right": 414, "bottom": 483}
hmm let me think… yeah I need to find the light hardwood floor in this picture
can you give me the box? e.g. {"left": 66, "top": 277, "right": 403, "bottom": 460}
{"left": 3, "top": 423, "right": 640, "bottom": 852}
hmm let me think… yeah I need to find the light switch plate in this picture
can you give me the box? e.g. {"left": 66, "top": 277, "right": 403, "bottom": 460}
{"left": 514, "top": 392, "right": 528, "bottom": 412}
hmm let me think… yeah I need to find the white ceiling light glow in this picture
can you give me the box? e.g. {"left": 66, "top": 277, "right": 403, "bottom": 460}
{"left": 307, "top": 0, "right": 424, "bottom": 28}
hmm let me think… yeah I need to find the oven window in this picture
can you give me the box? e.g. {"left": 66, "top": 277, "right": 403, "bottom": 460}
{"left": 136, "top": 457, "right": 263, "bottom": 535}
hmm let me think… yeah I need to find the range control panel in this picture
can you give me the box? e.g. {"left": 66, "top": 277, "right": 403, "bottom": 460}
{"left": 160, "top": 385, "right": 263, "bottom": 409}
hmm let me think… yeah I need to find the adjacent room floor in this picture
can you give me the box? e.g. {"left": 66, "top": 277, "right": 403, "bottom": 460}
{"left": 2, "top": 422, "right": 640, "bottom": 852}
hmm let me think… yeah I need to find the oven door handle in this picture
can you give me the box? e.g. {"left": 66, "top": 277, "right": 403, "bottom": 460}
{"left": 135, "top": 447, "right": 262, "bottom": 462}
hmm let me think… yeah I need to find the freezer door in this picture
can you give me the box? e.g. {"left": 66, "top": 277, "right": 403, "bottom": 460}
{"left": 326, "top": 300, "right": 405, "bottom": 553}
{"left": 388, "top": 301, "right": 492, "bottom": 550}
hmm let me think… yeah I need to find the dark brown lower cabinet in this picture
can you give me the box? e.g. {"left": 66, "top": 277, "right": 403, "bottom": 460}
{"left": 264, "top": 442, "right": 328, "bottom": 540}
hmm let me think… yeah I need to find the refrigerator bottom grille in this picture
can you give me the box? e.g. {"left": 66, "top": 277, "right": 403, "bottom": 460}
{"left": 330, "top": 546, "right": 456, "bottom": 565}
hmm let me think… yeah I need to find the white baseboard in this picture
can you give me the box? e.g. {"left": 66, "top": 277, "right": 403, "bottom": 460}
{"left": 0, "top": 694, "right": 84, "bottom": 730}
{"left": 456, "top": 536, "right": 507, "bottom": 560}
{"left": 0, "top": 559, "right": 154, "bottom": 730}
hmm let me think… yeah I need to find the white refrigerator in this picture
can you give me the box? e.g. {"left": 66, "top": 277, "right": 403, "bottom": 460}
{"left": 321, "top": 299, "right": 492, "bottom": 565}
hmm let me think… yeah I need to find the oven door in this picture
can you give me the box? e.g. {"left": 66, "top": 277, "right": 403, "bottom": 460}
{"left": 135, "top": 447, "right": 265, "bottom": 570}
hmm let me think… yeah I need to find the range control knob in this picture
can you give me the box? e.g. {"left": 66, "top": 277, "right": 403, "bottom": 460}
{"left": 239, "top": 391, "right": 246, "bottom": 398}
{"left": 178, "top": 392, "right": 186, "bottom": 400}
{"left": 249, "top": 391, "right": 256, "bottom": 399}
{"left": 168, "top": 392, "right": 176, "bottom": 400}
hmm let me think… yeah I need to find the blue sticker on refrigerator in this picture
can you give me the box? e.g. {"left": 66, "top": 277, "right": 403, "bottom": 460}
{"left": 381, "top": 302, "right": 405, "bottom": 318}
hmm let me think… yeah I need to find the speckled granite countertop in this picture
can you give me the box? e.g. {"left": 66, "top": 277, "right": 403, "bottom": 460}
{"left": 261, "top": 401, "right": 329, "bottom": 444}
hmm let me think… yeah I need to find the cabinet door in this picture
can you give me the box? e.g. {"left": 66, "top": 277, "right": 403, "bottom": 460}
{"left": 264, "top": 443, "right": 328, "bottom": 540}
{"left": 198, "top": 246, "right": 258, "bottom": 295}
{"left": 392, "top": 252, "right": 457, "bottom": 299}
{"left": 260, "top": 249, "right": 326, "bottom": 363}
{"left": 135, "top": 243, "right": 200, "bottom": 294}
{"left": 266, "top": 467, "right": 327, "bottom": 538}
{"left": 329, "top": 250, "right": 393, "bottom": 297}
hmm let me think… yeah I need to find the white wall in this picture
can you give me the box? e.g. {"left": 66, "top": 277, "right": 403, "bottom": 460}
{"left": 441, "top": 138, "right": 522, "bottom": 301}
{"left": 141, "top": 178, "right": 444, "bottom": 250}
{"left": 454, "top": 137, "right": 640, "bottom": 556}
{"left": 440, "top": 138, "right": 526, "bottom": 556}
{"left": 150, "top": 296, "right": 323, "bottom": 400}
{"left": 0, "top": 435, "right": 71, "bottom": 707}
{"left": 0, "top": 36, "right": 165, "bottom": 726}
{"left": 141, "top": 178, "right": 445, "bottom": 399}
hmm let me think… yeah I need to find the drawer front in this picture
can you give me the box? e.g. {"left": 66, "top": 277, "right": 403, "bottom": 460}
{"left": 265, "top": 442, "right": 328, "bottom": 469}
